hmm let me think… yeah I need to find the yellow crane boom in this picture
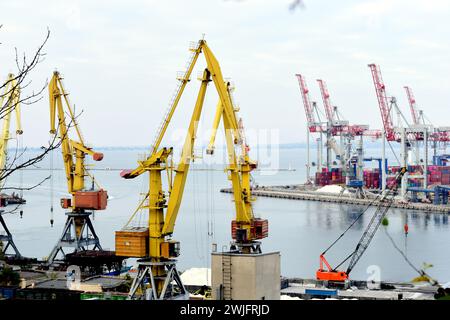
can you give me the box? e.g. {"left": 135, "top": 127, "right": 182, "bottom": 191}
{"left": 0, "top": 73, "right": 23, "bottom": 190}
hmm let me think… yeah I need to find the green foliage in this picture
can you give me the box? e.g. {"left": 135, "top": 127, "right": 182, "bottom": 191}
{"left": 412, "top": 275, "right": 432, "bottom": 283}
{"left": 381, "top": 217, "right": 389, "bottom": 226}
{"left": 0, "top": 266, "right": 20, "bottom": 286}
{"left": 434, "top": 287, "right": 450, "bottom": 300}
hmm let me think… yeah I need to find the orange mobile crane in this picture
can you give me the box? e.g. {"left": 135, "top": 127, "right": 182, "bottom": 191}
{"left": 317, "top": 167, "right": 407, "bottom": 282}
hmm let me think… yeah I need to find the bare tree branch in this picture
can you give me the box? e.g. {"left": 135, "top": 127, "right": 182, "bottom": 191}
{"left": 0, "top": 27, "right": 53, "bottom": 214}
{"left": 1, "top": 175, "right": 51, "bottom": 191}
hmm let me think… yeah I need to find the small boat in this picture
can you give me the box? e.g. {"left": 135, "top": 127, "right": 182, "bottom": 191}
{"left": 103, "top": 265, "right": 132, "bottom": 276}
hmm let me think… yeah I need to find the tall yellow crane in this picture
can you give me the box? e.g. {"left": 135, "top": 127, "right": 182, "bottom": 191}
{"left": 47, "top": 71, "right": 108, "bottom": 265}
{"left": 115, "top": 39, "right": 268, "bottom": 300}
{"left": 0, "top": 73, "right": 23, "bottom": 258}
{"left": 0, "top": 74, "right": 23, "bottom": 189}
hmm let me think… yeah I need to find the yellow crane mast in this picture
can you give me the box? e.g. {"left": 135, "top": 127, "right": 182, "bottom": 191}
{"left": 47, "top": 71, "right": 108, "bottom": 265}
{"left": 0, "top": 73, "right": 23, "bottom": 192}
{"left": 0, "top": 73, "right": 23, "bottom": 258}
{"left": 206, "top": 87, "right": 265, "bottom": 254}
{"left": 115, "top": 39, "right": 268, "bottom": 300}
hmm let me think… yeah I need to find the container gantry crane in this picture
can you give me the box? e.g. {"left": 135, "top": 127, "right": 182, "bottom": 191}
{"left": 47, "top": 71, "right": 108, "bottom": 265}
{"left": 316, "top": 79, "right": 382, "bottom": 187}
{"left": 0, "top": 73, "right": 23, "bottom": 258}
{"left": 115, "top": 39, "right": 268, "bottom": 300}
{"left": 316, "top": 167, "right": 407, "bottom": 282}
{"left": 368, "top": 63, "right": 430, "bottom": 196}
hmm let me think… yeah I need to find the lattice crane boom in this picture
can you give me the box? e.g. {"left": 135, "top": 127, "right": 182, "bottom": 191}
{"left": 296, "top": 74, "right": 322, "bottom": 133}
{"left": 368, "top": 64, "right": 395, "bottom": 141}
{"left": 316, "top": 79, "right": 334, "bottom": 123}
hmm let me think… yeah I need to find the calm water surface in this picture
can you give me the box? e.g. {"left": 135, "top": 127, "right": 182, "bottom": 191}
{"left": 3, "top": 147, "right": 450, "bottom": 283}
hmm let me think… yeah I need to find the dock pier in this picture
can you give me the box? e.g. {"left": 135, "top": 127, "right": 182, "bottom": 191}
{"left": 220, "top": 186, "right": 450, "bottom": 213}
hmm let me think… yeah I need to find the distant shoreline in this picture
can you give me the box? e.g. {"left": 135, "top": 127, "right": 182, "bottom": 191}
{"left": 8, "top": 141, "right": 399, "bottom": 152}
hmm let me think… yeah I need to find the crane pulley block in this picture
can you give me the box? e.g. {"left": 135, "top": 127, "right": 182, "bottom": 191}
{"left": 231, "top": 218, "right": 268, "bottom": 241}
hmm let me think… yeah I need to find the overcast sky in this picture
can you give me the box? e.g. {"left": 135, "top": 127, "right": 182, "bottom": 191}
{"left": 1, "top": 0, "right": 449, "bottom": 147}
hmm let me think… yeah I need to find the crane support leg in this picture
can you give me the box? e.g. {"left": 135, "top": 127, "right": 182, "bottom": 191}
{"left": 47, "top": 212, "right": 102, "bottom": 265}
{"left": 0, "top": 215, "right": 22, "bottom": 258}
{"left": 128, "top": 259, "right": 187, "bottom": 300}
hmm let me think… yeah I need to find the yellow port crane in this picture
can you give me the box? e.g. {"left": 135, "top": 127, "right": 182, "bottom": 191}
{"left": 0, "top": 73, "right": 23, "bottom": 258}
{"left": 206, "top": 87, "right": 264, "bottom": 254}
{"left": 115, "top": 39, "right": 268, "bottom": 300}
{"left": 47, "top": 71, "right": 108, "bottom": 265}
{"left": 0, "top": 73, "right": 23, "bottom": 191}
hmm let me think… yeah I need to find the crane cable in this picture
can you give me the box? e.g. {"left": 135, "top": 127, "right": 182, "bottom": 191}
{"left": 384, "top": 227, "right": 439, "bottom": 286}
{"left": 334, "top": 189, "right": 397, "bottom": 271}
{"left": 49, "top": 144, "right": 54, "bottom": 227}
{"left": 18, "top": 133, "right": 23, "bottom": 200}
{"left": 321, "top": 187, "right": 389, "bottom": 256}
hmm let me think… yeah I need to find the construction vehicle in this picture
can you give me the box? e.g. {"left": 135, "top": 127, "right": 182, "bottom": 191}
{"left": 316, "top": 167, "right": 407, "bottom": 282}
{"left": 0, "top": 73, "right": 23, "bottom": 258}
{"left": 46, "top": 71, "right": 108, "bottom": 265}
{"left": 115, "top": 39, "right": 268, "bottom": 300}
